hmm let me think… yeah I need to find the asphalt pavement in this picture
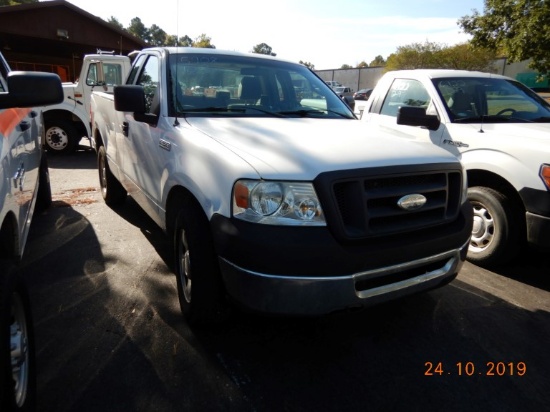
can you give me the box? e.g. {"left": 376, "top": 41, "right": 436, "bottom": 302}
{"left": 18, "top": 144, "right": 550, "bottom": 412}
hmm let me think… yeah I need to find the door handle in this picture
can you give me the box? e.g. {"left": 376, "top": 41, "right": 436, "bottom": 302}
{"left": 122, "top": 121, "right": 129, "bottom": 137}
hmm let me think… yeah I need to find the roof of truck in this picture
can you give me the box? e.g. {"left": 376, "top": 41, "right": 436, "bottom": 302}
{"left": 142, "top": 46, "right": 297, "bottom": 65}
{"left": 383, "top": 69, "right": 513, "bottom": 81}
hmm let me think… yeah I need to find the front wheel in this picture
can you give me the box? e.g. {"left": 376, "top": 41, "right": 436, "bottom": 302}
{"left": 45, "top": 120, "right": 79, "bottom": 154}
{"left": 0, "top": 262, "right": 36, "bottom": 412}
{"left": 173, "top": 197, "right": 228, "bottom": 326}
{"left": 467, "top": 186, "right": 521, "bottom": 267}
{"left": 98, "top": 146, "right": 127, "bottom": 206}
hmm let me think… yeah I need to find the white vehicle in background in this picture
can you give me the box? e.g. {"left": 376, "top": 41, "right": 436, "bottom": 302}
{"left": 325, "top": 80, "right": 342, "bottom": 89}
{"left": 42, "top": 52, "right": 131, "bottom": 154}
{"left": 0, "top": 52, "right": 63, "bottom": 410}
{"left": 361, "top": 69, "right": 550, "bottom": 266}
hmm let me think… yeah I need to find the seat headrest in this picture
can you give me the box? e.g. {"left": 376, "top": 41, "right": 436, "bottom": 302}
{"left": 451, "top": 90, "right": 473, "bottom": 112}
{"left": 239, "top": 76, "right": 261, "bottom": 101}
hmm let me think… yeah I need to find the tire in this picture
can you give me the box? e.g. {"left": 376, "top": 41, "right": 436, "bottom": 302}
{"left": 0, "top": 262, "right": 36, "bottom": 412}
{"left": 98, "top": 146, "right": 127, "bottom": 206}
{"left": 44, "top": 120, "right": 78, "bottom": 154}
{"left": 467, "top": 186, "right": 521, "bottom": 267}
{"left": 173, "top": 197, "right": 227, "bottom": 326}
{"left": 35, "top": 153, "right": 52, "bottom": 213}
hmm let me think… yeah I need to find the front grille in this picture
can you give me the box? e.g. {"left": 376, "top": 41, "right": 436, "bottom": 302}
{"left": 315, "top": 164, "right": 463, "bottom": 240}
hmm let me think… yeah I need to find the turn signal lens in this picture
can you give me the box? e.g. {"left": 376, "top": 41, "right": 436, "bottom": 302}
{"left": 541, "top": 164, "right": 550, "bottom": 190}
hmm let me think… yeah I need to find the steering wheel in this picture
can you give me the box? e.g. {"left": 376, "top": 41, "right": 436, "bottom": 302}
{"left": 496, "top": 108, "right": 516, "bottom": 116}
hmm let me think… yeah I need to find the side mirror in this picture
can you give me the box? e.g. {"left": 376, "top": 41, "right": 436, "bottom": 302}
{"left": 114, "top": 85, "right": 145, "bottom": 112}
{"left": 397, "top": 106, "right": 440, "bottom": 131}
{"left": 0, "top": 72, "right": 63, "bottom": 109}
{"left": 342, "top": 95, "right": 355, "bottom": 111}
{"left": 114, "top": 85, "right": 157, "bottom": 124}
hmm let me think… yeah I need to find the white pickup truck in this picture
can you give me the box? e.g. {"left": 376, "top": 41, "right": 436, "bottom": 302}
{"left": 360, "top": 69, "right": 550, "bottom": 266}
{"left": 43, "top": 52, "right": 131, "bottom": 154}
{"left": 90, "top": 47, "right": 472, "bottom": 325}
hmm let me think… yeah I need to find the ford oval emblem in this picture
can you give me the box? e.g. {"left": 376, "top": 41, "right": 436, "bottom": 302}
{"left": 397, "top": 194, "right": 427, "bottom": 211}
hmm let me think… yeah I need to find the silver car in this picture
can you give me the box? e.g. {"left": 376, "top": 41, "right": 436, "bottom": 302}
{"left": 0, "top": 53, "right": 62, "bottom": 411}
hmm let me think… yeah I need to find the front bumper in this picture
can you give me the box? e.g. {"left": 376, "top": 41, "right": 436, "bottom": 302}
{"left": 211, "top": 200, "right": 472, "bottom": 315}
{"left": 219, "top": 242, "right": 468, "bottom": 315}
{"left": 520, "top": 187, "right": 550, "bottom": 250}
{"left": 526, "top": 212, "right": 550, "bottom": 250}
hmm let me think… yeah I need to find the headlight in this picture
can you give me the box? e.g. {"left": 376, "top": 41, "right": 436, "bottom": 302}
{"left": 233, "top": 180, "right": 326, "bottom": 226}
{"left": 541, "top": 164, "right": 550, "bottom": 190}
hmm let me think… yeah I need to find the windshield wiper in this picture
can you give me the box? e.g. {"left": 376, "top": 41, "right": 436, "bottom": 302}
{"left": 278, "top": 108, "right": 353, "bottom": 118}
{"left": 178, "top": 106, "right": 229, "bottom": 113}
{"left": 454, "top": 115, "right": 533, "bottom": 123}
{"left": 177, "top": 106, "right": 286, "bottom": 118}
{"left": 228, "top": 106, "right": 287, "bottom": 117}
{"left": 531, "top": 116, "right": 550, "bottom": 123}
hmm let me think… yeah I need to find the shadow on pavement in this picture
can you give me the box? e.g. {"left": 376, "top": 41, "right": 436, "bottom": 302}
{"left": 30, "top": 151, "right": 550, "bottom": 411}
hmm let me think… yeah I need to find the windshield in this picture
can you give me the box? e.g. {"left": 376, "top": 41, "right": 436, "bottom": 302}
{"left": 433, "top": 77, "right": 550, "bottom": 123}
{"left": 167, "top": 52, "right": 354, "bottom": 119}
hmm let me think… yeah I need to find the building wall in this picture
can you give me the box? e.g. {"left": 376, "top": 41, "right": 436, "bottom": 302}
{"left": 316, "top": 59, "right": 540, "bottom": 92}
{"left": 0, "top": 1, "right": 146, "bottom": 82}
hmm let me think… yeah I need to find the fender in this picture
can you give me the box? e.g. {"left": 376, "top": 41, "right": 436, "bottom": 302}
{"left": 42, "top": 99, "right": 91, "bottom": 137}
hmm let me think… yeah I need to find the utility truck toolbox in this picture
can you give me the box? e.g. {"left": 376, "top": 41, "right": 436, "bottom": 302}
{"left": 91, "top": 47, "right": 472, "bottom": 324}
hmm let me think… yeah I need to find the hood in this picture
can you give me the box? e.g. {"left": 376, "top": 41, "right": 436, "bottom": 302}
{"left": 479, "top": 122, "right": 550, "bottom": 142}
{"left": 448, "top": 122, "right": 550, "bottom": 153}
{"left": 184, "top": 117, "right": 460, "bottom": 179}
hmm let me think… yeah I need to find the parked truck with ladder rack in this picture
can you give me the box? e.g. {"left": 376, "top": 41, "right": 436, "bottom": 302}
{"left": 42, "top": 51, "right": 131, "bottom": 154}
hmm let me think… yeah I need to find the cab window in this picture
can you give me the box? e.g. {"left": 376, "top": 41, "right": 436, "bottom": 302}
{"left": 380, "top": 79, "right": 431, "bottom": 117}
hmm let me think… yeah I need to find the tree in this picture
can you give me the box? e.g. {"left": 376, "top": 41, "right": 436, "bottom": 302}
{"left": 299, "top": 60, "right": 315, "bottom": 70}
{"left": 0, "top": 0, "right": 37, "bottom": 5}
{"left": 385, "top": 41, "right": 441, "bottom": 70}
{"left": 369, "top": 55, "right": 386, "bottom": 67}
{"left": 385, "top": 41, "right": 495, "bottom": 72}
{"left": 148, "top": 24, "right": 167, "bottom": 47}
{"left": 459, "top": 0, "right": 550, "bottom": 74}
{"left": 128, "top": 17, "right": 148, "bottom": 41}
{"left": 193, "top": 34, "right": 215, "bottom": 48}
{"left": 165, "top": 34, "right": 193, "bottom": 47}
{"left": 438, "top": 43, "right": 496, "bottom": 71}
{"left": 356, "top": 61, "right": 368, "bottom": 68}
{"left": 107, "top": 16, "right": 124, "bottom": 30}
{"left": 340, "top": 64, "right": 353, "bottom": 69}
{"left": 252, "top": 43, "right": 276, "bottom": 56}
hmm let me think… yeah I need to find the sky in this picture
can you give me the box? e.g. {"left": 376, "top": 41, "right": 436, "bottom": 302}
{"left": 63, "top": 0, "right": 486, "bottom": 70}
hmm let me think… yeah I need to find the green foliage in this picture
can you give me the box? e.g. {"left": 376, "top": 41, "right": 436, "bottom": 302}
{"left": 0, "top": 0, "right": 38, "bottom": 5}
{"left": 107, "top": 16, "right": 123, "bottom": 30}
{"left": 165, "top": 34, "right": 193, "bottom": 47}
{"left": 118, "top": 15, "right": 204, "bottom": 47}
{"left": 192, "top": 34, "right": 215, "bottom": 48}
{"left": 369, "top": 55, "right": 386, "bottom": 67}
{"left": 299, "top": 60, "right": 315, "bottom": 69}
{"left": 356, "top": 61, "right": 368, "bottom": 68}
{"left": 148, "top": 24, "right": 166, "bottom": 47}
{"left": 459, "top": 0, "right": 550, "bottom": 74}
{"left": 128, "top": 17, "right": 148, "bottom": 40}
{"left": 340, "top": 64, "right": 353, "bottom": 69}
{"left": 252, "top": 43, "right": 276, "bottom": 56}
{"left": 385, "top": 41, "right": 495, "bottom": 72}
